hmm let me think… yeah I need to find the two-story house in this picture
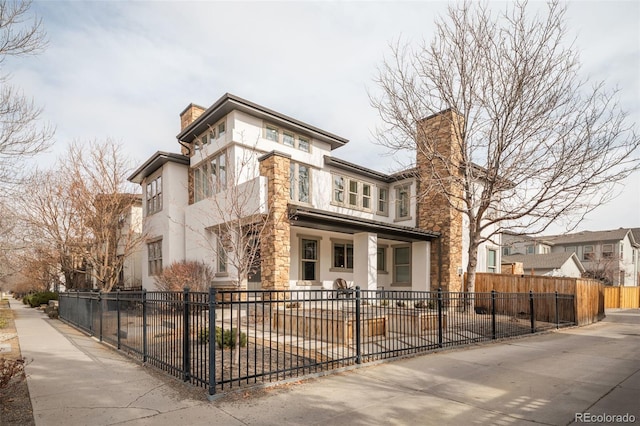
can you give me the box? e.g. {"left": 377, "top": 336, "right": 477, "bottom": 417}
{"left": 129, "top": 94, "right": 500, "bottom": 292}
{"left": 503, "top": 229, "right": 640, "bottom": 286}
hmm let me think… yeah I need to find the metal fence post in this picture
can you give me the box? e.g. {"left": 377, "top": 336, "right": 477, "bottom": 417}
{"left": 183, "top": 287, "right": 191, "bottom": 382}
{"left": 437, "top": 288, "right": 443, "bottom": 348}
{"left": 89, "top": 292, "right": 94, "bottom": 336}
{"left": 555, "top": 291, "right": 559, "bottom": 329}
{"left": 491, "top": 290, "right": 497, "bottom": 340}
{"left": 529, "top": 290, "right": 535, "bottom": 333}
{"left": 355, "top": 286, "right": 361, "bottom": 364}
{"left": 98, "top": 291, "right": 103, "bottom": 342}
{"left": 116, "top": 289, "right": 122, "bottom": 349}
{"left": 208, "top": 287, "right": 217, "bottom": 397}
{"left": 142, "top": 289, "right": 148, "bottom": 363}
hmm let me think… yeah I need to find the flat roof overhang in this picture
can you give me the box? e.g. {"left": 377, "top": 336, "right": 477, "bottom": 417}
{"left": 289, "top": 206, "right": 439, "bottom": 243}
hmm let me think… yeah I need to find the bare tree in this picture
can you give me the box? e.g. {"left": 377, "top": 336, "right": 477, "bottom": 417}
{"left": 0, "top": 0, "right": 53, "bottom": 189}
{"left": 370, "top": 0, "right": 640, "bottom": 294}
{"left": 19, "top": 169, "right": 91, "bottom": 290}
{"left": 65, "top": 140, "right": 145, "bottom": 292}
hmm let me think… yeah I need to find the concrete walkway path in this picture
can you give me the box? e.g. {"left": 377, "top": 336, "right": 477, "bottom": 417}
{"left": 11, "top": 301, "right": 640, "bottom": 426}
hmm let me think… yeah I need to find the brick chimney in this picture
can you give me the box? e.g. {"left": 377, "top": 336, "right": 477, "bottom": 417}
{"left": 416, "top": 109, "right": 464, "bottom": 292}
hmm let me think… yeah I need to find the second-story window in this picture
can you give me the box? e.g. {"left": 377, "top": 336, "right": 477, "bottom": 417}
{"left": 396, "top": 185, "right": 410, "bottom": 219}
{"left": 333, "top": 176, "right": 345, "bottom": 203}
{"left": 348, "top": 180, "right": 358, "bottom": 206}
{"left": 264, "top": 123, "right": 311, "bottom": 152}
{"left": 146, "top": 174, "right": 162, "bottom": 215}
{"left": 290, "top": 162, "right": 310, "bottom": 203}
{"left": 194, "top": 150, "right": 227, "bottom": 202}
{"left": 378, "top": 187, "right": 388, "bottom": 215}
{"left": 266, "top": 125, "right": 279, "bottom": 142}
{"left": 603, "top": 244, "right": 614, "bottom": 259}
{"left": 583, "top": 245, "right": 594, "bottom": 261}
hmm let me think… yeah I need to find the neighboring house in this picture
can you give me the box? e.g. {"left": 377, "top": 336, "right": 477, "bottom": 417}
{"left": 503, "top": 228, "right": 640, "bottom": 286}
{"left": 502, "top": 252, "right": 585, "bottom": 278}
{"left": 87, "top": 194, "right": 144, "bottom": 291}
{"left": 502, "top": 232, "right": 553, "bottom": 256}
{"left": 129, "top": 93, "right": 500, "bottom": 292}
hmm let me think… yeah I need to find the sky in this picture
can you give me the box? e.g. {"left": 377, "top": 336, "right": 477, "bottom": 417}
{"left": 9, "top": 0, "right": 640, "bottom": 234}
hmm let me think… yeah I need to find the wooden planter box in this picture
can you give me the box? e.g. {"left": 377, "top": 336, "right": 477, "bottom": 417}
{"left": 272, "top": 309, "right": 386, "bottom": 344}
{"left": 387, "top": 309, "right": 446, "bottom": 335}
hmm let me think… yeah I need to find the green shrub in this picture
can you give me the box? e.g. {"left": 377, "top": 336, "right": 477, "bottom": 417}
{"left": 199, "top": 327, "right": 247, "bottom": 349}
{"left": 25, "top": 291, "right": 58, "bottom": 308}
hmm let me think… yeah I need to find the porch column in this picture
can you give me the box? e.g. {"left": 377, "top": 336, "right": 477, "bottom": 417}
{"left": 354, "top": 232, "right": 377, "bottom": 292}
{"left": 411, "top": 241, "right": 430, "bottom": 292}
{"left": 258, "top": 151, "right": 291, "bottom": 292}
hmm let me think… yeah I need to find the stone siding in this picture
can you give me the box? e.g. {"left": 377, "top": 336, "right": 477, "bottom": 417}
{"left": 258, "top": 151, "right": 291, "bottom": 293}
{"left": 416, "top": 110, "right": 464, "bottom": 292}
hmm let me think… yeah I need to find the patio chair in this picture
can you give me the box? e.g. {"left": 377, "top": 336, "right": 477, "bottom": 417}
{"left": 335, "top": 278, "right": 354, "bottom": 298}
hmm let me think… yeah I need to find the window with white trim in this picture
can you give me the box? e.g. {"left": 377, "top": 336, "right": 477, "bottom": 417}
{"left": 147, "top": 240, "right": 163, "bottom": 276}
{"left": 396, "top": 185, "right": 410, "bottom": 219}
{"left": 348, "top": 180, "right": 358, "bottom": 207}
{"left": 393, "top": 246, "right": 411, "bottom": 284}
{"left": 264, "top": 123, "right": 311, "bottom": 152}
{"left": 378, "top": 187, "right": 388, "bottom": 215}
{"left": 332, "top": 242, "right": 353, "bottom": 270}
{"left": 333, "top": 175, "right": 345, "bottom": 204}
{"left": 602, "top": 244, "right": 614, "bottom": 259}
{"left": 217, "top": 234, "right": 227, "bottom": 275}
{"left": 146, "top": 174, "right": 162, "bottom": 215}
{"left": 193, "top": 150, "right": 227, "bottom": 202}
{"left": 301, "top": 238, "right": 319, "bottom": 281}
{"left": 290, "top": 162, "right": 310, "bottom": 203}
{"left": 377, "top": 247, "right": 387, "bottom": 272}
{"left": 583, "top": 245, "right": 594, "bottom": 261}
{"left": 487, "top": 248, "right": 497, "bottom": 273}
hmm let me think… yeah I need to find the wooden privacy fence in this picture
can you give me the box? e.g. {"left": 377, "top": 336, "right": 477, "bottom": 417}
{"left": 604, "top": 286, "right": 640, "bottom": 309}
{"left": 473, "top": 273, "right": 604, "bottom": 326}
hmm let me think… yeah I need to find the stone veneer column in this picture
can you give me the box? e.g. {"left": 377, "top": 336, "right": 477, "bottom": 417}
{"left": 258, "top": 151, "right": 291, "bottom": 292}
{"left": 416, "top": 109, "right": 464, "bottom": 292}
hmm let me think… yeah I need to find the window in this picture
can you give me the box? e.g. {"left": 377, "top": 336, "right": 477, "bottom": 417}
{"left": 378, "top": 187, "right": 388, "bottom": 215}
{"left": 194, "top": 150, "right": 227, "bottom": 202}
{"left": 265, "top": 123, "right": 311, "bottom": 152}
{"left": 301, "top": 239, "right": 318, "bottom": 281}
{"left": 362, "top": 184, "right": 371, "bottom": 210}
{"left": 333, "top": 175, "right": 345, "bottom": 203}
{"left": 217, "top": 234, "right": 227, "bottom": 274}
{"left": 487, "top": 248, "right": 497, "bottom": 273}
{"left": 298, "top": 136, "right": 310, "bottom": 152}
{"left": 147, "top": 240, "right": 162, "bottom": 276}
{"left": 526, "top": 245, "right": 534, "bottom": 254}
{"left": 396, "top": 185, "right": 410, "bottom": 219}
{"left": 283, "top": 131, "right": 295, "bottom": 147}
{"left": 583, "top": 245, "right": 594, "bottom": 261}
{"left": 290, "top": 163, "right": 310, "bottom": 203}
{"left": 333, "top": 242, "right": 353, "bottom": 270}
{"left": 348, "top": 180, "right": 358, "bottom": 206}
{"left": 502, "top": 246, "right": 510, "bottom": 256}
{"left": 602, "top": 244, "right": 614, "bottom": 259}
{"left": 393, "top": 246, "right": 411, "bottom": 284}
{"left": 265, "top": 125, "right": 279, "bottom": 142}
{"left": 218, "top": 122, "right": 226, "bottom": 138}
{"left": 377, "top": 247, "right": 386, "bottom": 272}
{"left": 146, "top": 175, "right": 162, "bottom": 215}
{"left": 620, "top": 244, "right": 624, "bottom": 260}
{"left": 565, "top": 246, "right": 577, "bottom": 254}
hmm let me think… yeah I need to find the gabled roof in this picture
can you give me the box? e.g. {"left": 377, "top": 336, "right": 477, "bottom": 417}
{"left": 545, "top": 228, "right": 632, "bottom": 245}
{"left": 503, "top": 252, "right": 585, "bottom": 273}
{"left": 177, "top": 93, "right": 348, "bottom": 150}
{"left": 128, "top": 151, "right": 190, "bottom": 184}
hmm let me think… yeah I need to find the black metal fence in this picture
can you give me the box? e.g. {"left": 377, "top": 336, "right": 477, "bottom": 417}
{"left": 58, "top": 288, "right": 576, "bottom": 397}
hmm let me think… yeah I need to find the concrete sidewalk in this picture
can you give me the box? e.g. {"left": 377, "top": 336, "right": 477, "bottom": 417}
{"left": 12, "top": 301, "right": 640, "bottom": 426}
